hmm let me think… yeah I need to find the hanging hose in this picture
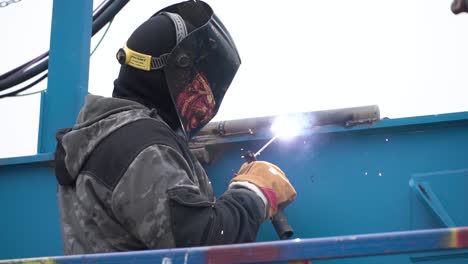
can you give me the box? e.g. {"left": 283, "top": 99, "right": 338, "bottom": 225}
{"left": 0, "top": 0, "right": 130, "bottom": 94}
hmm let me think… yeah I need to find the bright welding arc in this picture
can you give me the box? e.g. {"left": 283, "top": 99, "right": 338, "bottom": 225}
{"left": 253, "top": 115, "right": 307, "bottom": 158}
{"left": 271, "top": 115, "right": 306, "bottom": 139}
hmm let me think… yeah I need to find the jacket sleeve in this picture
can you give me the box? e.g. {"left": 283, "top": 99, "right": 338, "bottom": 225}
{"left": 111, "top": 144, "right": 265, "bottom": 249}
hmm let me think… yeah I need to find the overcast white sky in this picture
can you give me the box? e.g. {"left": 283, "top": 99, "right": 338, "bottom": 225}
{"left": 1, "top": 0, "right": 467, "bottom": 158}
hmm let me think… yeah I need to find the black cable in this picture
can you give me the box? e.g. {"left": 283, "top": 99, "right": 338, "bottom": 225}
{"left": 0, "top": 0, "right": 130, "bottom": 92}
{"left": 0, "top": 0, "right": 111, "bottom": 81}
{"left": 0, "top": 59, "right": 34, "bottom": 80}
{"left": 0, "top": 73, "right": 48, "bottom": 99}
{"left": 0, "top": 52, "right": 48, "bottom": 81}
{"left": 91, "top": 0, "right": 129, "bottom": 36}
{"left": 92, "top": 0, "right": 114, "bottom": 26}
{"left": 1, "top": 16, "right": 115, "bottom": 99}
{"left": 0, "top": 0, "right": 124, "bottom": 90}
{"left": 0, "top": 1, "right": 111, "bottom": 82}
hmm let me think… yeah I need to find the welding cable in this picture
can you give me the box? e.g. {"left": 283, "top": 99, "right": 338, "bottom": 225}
{"left": 0, "top": 0, "right": 111, "bottom": 82}
{"left": 0, "top": 59, "right": 34, "bottom": 80}
{"left": 4, "top": 18, "right": 115, "bottom": 99}
{"left": 0, "top": 52, "right": 48, "bottom": 83}
{"left": 93, "top": 0, "right": 112, "bottom": 19}
{"left": 0, "top": 0, "right": 110, "bottom": 79}
{"left": 0, "top": 74, "right": 48, "bottom": 99}
{"left": 0, "top": 52, "right": 47, "bottom": 81}
{"left": 0, "top": 0, "right": 129, "bottom": 92}
{"left": 0, "top": 1, "right": 109, "bottom": 82}
{"left": 0, "top": 0, "right": 127, "bottom": 90}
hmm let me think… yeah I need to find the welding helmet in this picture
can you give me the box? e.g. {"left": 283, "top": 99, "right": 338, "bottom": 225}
{"left": 114, "top": 1, "right": 241, "bottom": 138}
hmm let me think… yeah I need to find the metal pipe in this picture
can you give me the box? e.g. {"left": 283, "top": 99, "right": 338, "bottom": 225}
{"left": 191, "top": 105, "right": 380, "bottom": 146}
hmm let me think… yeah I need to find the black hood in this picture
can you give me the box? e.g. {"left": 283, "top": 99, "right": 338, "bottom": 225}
{"left": 113, "top": 13, "right": 195, "bottom": 130}
{"left": 113, "top": 1, "right": 240, "bottom": 138}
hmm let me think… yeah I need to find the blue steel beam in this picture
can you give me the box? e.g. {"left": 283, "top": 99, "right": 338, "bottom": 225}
{"left": 38, "top": 0, "right": 93, "bottom": 153}
{"left": 409, "top": 179, "right": 456, "bottom": 227}
{"left": 2, "top": 227, "right": 468, "bottom": 264}
{"left": 0, "top": 153, "right": 53, "bottom": 166}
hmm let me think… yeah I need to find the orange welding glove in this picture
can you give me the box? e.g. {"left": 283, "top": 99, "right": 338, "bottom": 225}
{"left": 230, "top": 161, "right": 297, "bottom": 219}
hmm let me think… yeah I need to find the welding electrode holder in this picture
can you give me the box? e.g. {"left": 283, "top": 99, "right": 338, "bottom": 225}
{"left": 243, "top": 152, "right": 294, "bottom": 240}
{"left": 272, "top": 210, "right": 294, "bottom": 240}
{"left": 243, "top": 151, "right": 257, "bottom": 163}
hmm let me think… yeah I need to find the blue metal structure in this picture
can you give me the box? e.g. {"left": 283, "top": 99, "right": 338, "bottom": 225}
{"left": 0, "top": 0, "right": 467, "bottom": 263}
{"left": 2, "top": 112, "right": 468, "bottom": 263}
{"left": 38, "top": 0, "right": 92, "bottom": 153}
{"left": 0, "top": 0, "right": 92, "bottom": 259}
{"left": 1, "top": 227, "right": 467, "bottom": 263}
{"left": 204, "top": 113, "right": 468, "bottom": 263}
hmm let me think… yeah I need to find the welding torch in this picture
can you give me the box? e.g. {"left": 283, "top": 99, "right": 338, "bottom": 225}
{"left": 242, "top": 135, "right": 294, "bottom": 240}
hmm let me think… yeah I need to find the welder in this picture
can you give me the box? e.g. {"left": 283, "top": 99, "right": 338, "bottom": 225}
{"left": 54, "top": 0, "right": 296, "bottom": 254}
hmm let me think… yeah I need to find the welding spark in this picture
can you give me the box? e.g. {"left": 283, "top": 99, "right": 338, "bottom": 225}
{"left": 253, "top": 115, "right": 309, "bottom": 158}
{"left": 270, "top": 114, "right": 307, "bottom": 139}
{"left": 241, "top": 115, "right": 312, "bottom": 159}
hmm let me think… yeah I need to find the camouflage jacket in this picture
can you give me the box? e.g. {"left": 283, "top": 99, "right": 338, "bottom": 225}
{"left": 56, "top": 94, "right": 265, "bottom": 254}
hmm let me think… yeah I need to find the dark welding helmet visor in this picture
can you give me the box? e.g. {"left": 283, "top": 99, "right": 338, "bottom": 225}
{"left": 161, "top": 4, "right": 241, "bottom": 138}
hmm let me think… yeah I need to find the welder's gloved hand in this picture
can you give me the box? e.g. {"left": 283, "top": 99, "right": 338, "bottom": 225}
{"left": 229, "top": 161, "right": 297, "bottom": 219}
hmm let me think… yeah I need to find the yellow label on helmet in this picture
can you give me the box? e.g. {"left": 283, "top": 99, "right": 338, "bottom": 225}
{"left": 123, "top": 44, "right": 152, "bottom": 71}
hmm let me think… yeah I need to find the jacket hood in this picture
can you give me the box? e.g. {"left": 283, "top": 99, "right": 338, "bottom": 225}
{"left": 59, "top": 94, "right": 153, "bottom": 181}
